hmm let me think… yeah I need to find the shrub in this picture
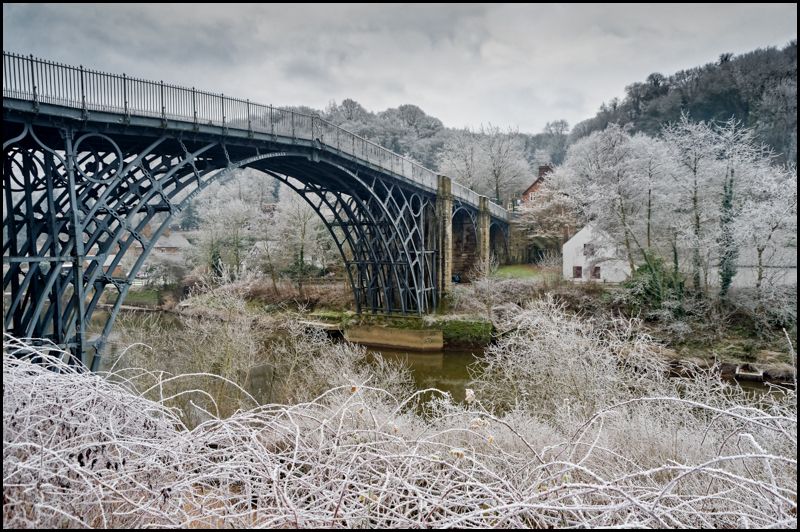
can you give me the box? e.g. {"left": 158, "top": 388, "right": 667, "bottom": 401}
{"left": 4, "top": 332, "right": 796, "bottom": 529}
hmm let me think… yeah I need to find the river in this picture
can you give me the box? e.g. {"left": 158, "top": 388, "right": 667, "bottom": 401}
{"left": 94, "top": 309, "right": 777, "bottom": 402}
{"left": 366, "top": 347, "right": 479, "bottom": 402}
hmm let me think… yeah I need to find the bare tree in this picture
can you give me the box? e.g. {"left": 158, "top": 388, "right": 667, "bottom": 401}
{"left": 274, "top": 184, "right": 323, "bottom": 296}
{"left": 481, "top": 124, "right": 534, "bottom": 204}
{"left": 736, "top": 163, "right": 798, "bottom": 298}
{"left": 438, "top": 128, "right": 489, "bottom": 193}
{"left": 662, "top": 115, "right": 719, "bottom": 292}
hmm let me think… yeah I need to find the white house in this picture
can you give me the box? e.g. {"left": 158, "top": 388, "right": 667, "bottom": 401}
{"left": 563, "top": 224, "right": 796, "bottom": 288}
{"left": 562, "top": 224, "right": 631, "bottom": 283}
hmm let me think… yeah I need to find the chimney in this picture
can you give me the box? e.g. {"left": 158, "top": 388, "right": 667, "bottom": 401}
{"left": 538, "top": 164, "right": 553, "bottom": 179}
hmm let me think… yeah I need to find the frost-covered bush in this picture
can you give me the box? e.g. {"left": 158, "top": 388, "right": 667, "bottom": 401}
{"left": 108, "top": 303, "right": 412, "bottom": 422}
{"left": 4, "top": 316, "right": 796, "bottom": 528}
{"left": 258, "top": 319, "right": 414, "bottom": 405}
{"left": 728, "top": 284, "right": 798, "bottom": 332}
{"left": 450, "top": 278, "right": 545, "bottom": 316}
{"left": 471, "top": 296, "right": 670, "bottom": 419}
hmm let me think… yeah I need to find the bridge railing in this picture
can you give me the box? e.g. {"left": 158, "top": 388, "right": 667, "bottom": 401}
{"left": 451, "top": 181, "right": 481, "bottom": 207}
{"left": 488, "top": 201, "right": 508, "bottom": 220}
{"left": 2, "top": 51, "right": 506, "bottom": 220}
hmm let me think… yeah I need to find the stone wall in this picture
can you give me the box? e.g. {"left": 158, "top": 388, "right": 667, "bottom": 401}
{"left": 452, "top": 212, "right": 478, "bottom": 280}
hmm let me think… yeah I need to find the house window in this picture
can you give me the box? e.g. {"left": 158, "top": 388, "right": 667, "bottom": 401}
{"left": 573, "top": 266, "right": 583, "bottom": 279}
{"left": 529, "top": 192, "right": 535, "bottom": 201}
{"left": 592, "top": 266, "right": 601, "bottom": 279}
{"left": 583, "top": 243, "right": 595, "bottom": 256}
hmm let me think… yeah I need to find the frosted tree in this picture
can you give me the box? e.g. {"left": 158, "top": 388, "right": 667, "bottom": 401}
{"left": 190, "top": 168, "right": 283, "bottom": 281}
{"left": 541, "top": 119, "right": 570, "bottom": 165}
{"left": 481, "top": 124, "right": 534, "bottom": 204}
{"left": 273, "top": 184, "right": 325, "bottom": 296}
{"left": 627, "top": 134, "right": 674, "bottom": 251}
{"left": 439, "top": 126, "right": 533, "bottom": 203}
{"left": 661, "top": 115, "right": 720, "bottom": 292}
{"left": 550, "top": 124, "right": 644, "bottom": 272}
{"left": 735, "top": 164, "right": 798, "bottom": 299}
{"left": 515, "top": 179, "right": 580, "bottom": 245}
{"left": 714, "top": 119, "right": 766, "bottom": 297}
{"left": 623, "top": 133, "right": 689, "bottom": 300}
{"left": 194, "top": 179, "right": 260, "bottom": 279}
{"left": 437, "top": 128, "right": 490, "bottom": 194}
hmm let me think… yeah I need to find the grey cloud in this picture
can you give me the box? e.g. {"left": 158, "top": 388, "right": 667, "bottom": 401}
{"left": 3, "top": 3, "right": 796, "bottom": 133}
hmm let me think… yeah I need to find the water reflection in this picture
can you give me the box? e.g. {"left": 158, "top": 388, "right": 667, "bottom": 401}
{"left": 367, "top": 347, "right": 481, "bottom": 402}
{"left": 95, "top": 310, "right": 779, "bottom": 402}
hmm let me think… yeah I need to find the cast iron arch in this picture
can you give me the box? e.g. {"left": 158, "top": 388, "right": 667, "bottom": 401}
{"left": 489, "top": 221, "right": 510, "bottom": 264}
{"left": 3, "top": 123, "right": 438, "bottom": 369}
{"left": 451, "top": 206, "right": 480, "bottom": 281}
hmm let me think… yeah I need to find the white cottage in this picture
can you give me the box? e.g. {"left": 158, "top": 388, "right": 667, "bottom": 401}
{"left": 562, "top": 224, "right": 631, "bottom": 283}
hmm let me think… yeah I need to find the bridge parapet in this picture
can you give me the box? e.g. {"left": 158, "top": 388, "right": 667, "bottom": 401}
{"left": 2, "top": 51, "right": 505, "bottom": 220}
{"left": 488, "top": 201, "right": 508, "bottom": 220}
{"left": 451, "top": 181, "right": 480, "bottom": 208}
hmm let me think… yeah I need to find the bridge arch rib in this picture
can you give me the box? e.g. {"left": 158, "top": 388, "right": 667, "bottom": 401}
{"left": 490, "top": 220, "right": 510, "bottom": 265}
{"left": 3, "top": 122, "right": 439, "bottom": 368}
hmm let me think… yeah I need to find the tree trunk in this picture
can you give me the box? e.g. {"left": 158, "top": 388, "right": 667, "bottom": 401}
{"left": 692, "top": 170, "right": 702, "bottom": 292}
{"left": 232, "top": 228, "right": 241, "bottom": 279}
{"left": 718, "top": 170, "right": 737, "bottom": 299}
{"left": 264, "top": 246, "right": 279, "bottom": 295}
{"left": 646, "top": 185, "right": 652, "bottom": 249}
{"left": 297, "top": 245, "right": 305, "bottom": 298}
{"left": 755, "top": 246, "right": 765, "bottom": 296}
{"left": 619, "top": 203, "right": 636, "bottom": 273}
{"left": 671, "top": 234, "right": 684, "bottom": 303}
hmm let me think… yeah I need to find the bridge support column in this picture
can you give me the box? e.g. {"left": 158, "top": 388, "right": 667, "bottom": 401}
{"left": 478, "top": 196, "right": 492, "bottom": 274}
{"left": 436, "top": 175, "right": 453, "bottom": 301}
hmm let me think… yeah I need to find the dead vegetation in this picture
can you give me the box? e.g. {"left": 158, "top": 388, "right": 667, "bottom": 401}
{"left": 4, "top": 299, "right": 796, "bottom": 528}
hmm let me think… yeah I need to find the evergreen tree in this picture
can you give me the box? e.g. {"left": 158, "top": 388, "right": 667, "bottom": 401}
{"left": 179, "top": 200, "right": 200, "bottom": 230}
{"left": 718, "top": 175, "right": 738, "bottom": 297}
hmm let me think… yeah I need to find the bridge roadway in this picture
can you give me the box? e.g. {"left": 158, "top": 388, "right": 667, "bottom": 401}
{"left": 2, "top": 51, "right": 508, "bottom": 368}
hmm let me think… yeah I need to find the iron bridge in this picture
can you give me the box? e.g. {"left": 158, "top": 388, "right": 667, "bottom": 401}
{"left": 2, "top": 51, "right": 509, "bottom": 369}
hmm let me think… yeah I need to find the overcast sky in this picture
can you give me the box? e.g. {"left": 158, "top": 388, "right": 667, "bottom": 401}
{"left": 3, "top": 4, "right": 796, "bottom": 133}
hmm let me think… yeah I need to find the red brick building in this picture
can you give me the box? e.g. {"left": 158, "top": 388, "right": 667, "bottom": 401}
{"left": 520, "top": 164, "right": 553, "bottom": 204}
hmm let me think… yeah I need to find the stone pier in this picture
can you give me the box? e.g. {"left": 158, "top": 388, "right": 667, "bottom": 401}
{"left": 436, "top": 174, "right": 453, "bottom": 301}
{"left": 477, "top": 196, "right": 491, "bottom": 274}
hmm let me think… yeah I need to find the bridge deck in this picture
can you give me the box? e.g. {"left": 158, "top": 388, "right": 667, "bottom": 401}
{"left": 2, "top": 51, "right": 508, "bottom": 221}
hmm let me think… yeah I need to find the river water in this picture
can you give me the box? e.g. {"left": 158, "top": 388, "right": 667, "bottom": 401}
{"left": 366, "top": 347, "right": 480, "bottom": 402}
{"left": 95, "top": 310, "right": 775, "bottom": 401}
{"left": 93, "top": 310, "right": 481, "bottom": 398}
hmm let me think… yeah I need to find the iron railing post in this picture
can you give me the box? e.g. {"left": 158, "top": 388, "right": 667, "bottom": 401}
{"left": 192, "top": 87, "right": 198, "bottom": 129}
{"left": 79, "top": 64, "right": 86, "bottom": 117}
{"left": 122, "top": 73, "right": 129, "bottom": 119}
{"left": 291, "top": 111, "right": 295, "bottom": 139}
{"left": 246, "top": 99, "right": 252, "bottom": 136}
{"left": 221, "top": 93, "right": 225, "bottom": 128}
{"left": 29, "top": 54, "right": 38, "bottom": 110}
{"left": 269, "top": 106, "right": 274, "bottom": 137}
{"left": 160, "top": 80, "right": 166, "bottom": 123}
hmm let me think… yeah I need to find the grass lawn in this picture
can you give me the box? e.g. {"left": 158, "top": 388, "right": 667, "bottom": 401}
{"left": 493, "top": 264, "right": 544, "bottom": 279}
{"left": 123, "top": 288, "right": 161, "bottom": 307}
